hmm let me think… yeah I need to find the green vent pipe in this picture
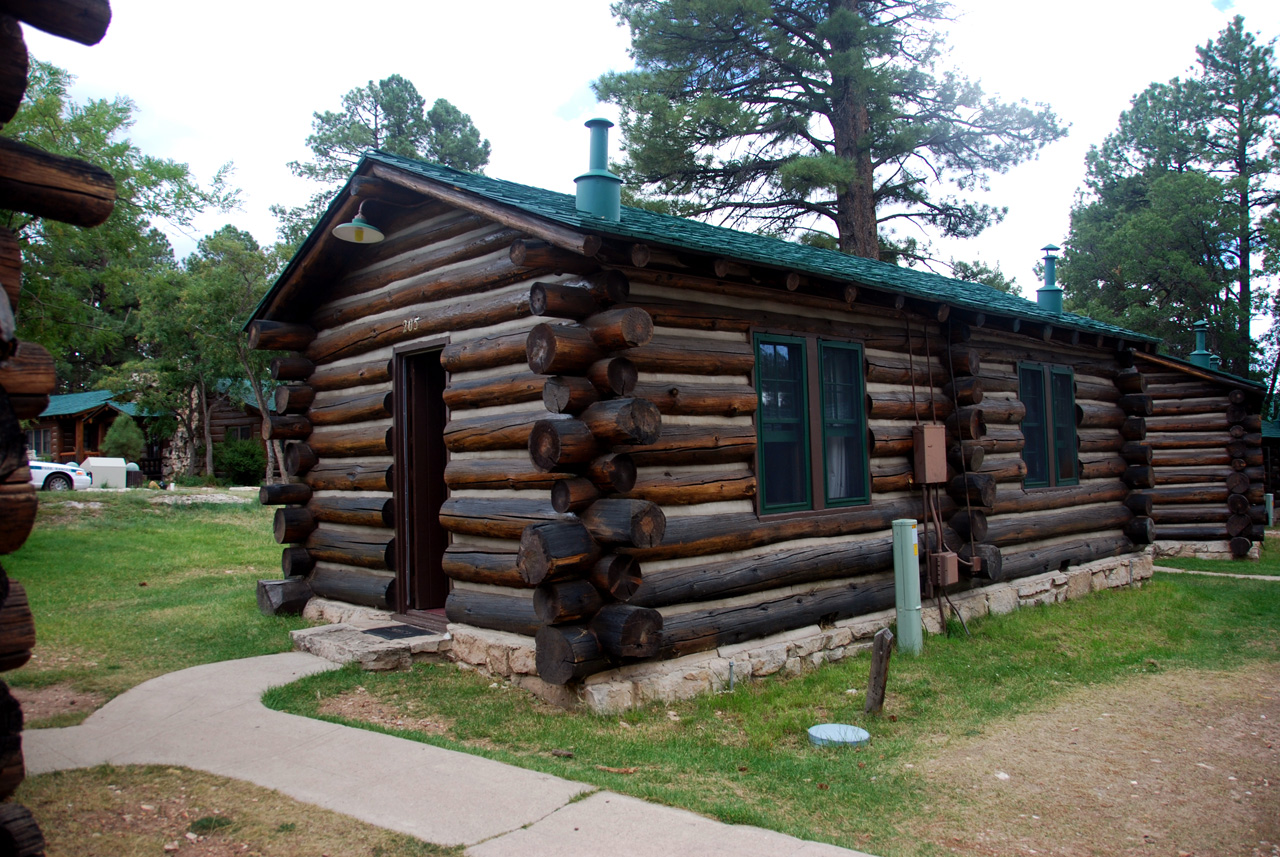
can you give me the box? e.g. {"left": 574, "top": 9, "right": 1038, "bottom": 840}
{"left": 892, "top": 519, "right": 922, "bottom": 655}
{"left": 574, "top": 118, "right": 622, "bottom": 221}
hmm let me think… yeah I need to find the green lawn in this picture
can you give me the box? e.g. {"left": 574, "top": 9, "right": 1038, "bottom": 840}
{"left": 5, "top": 490, "right": 306, "bottom": 719}
{"left": 1153, "top": 530, "right": 1280, "bottom": 575}
{"left": 265, "top": 572, "right": 1280, "bottom": 856}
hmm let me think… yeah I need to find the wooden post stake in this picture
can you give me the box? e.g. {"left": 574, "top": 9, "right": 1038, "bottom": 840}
{"left": 864, "top": 627, "right": 894, "bottom": 715}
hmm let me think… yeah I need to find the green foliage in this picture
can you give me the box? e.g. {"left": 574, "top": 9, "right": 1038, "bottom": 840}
{"left": 189, "top": 816, "right": 234, "bottom": 834}
{"left": 214, "top": 438, "right": 266, "bottom": 486}
{"left": 1061, "top": 16, "right": 1279, "bottom": 379}
{"left": 595, "top": 0, "right": 1065, "bottom": 260}
{"left": 273, "top": 75, "right": 490, "bottom": 247}
{"left": 100, "top": 414, "right": 145, "bottom": 462}
{"left": 1, "top": 60, "right": 238, "bottom": 390}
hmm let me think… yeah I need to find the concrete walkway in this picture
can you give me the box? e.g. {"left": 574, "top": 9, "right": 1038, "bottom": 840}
{"left": 23, "top": 653, "right": 873, "bottom": 857}
{"left": 1152, "top": 564, "right": 1280, "bottom": 581}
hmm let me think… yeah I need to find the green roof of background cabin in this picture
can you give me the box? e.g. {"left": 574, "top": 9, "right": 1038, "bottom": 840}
{"left": 316, "top": 150, "right": 1159, "bottom": 345}
{"left": 39, "top": 390, "right": 139, "bottom": 419}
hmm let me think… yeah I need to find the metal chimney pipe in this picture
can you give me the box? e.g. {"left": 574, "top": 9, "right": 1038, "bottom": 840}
{"left": 1189, "top": 320, "right": 1212, "bottom": 368}
{"left": 1037, "top": 244, "right": 1062, "bottom": 314}
{"left": 575, "top": 118, "right": 622, "bottom": 221}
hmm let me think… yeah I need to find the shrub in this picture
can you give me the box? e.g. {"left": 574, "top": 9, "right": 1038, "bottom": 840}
{"left": 101, "top": 415, "right": 145, "bottom": 461}
{"left": 213, "top": 438, "right": 265, "bottom": 486}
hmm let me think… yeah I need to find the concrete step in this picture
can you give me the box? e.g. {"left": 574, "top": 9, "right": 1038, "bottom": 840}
{"left": 291, "top": 622, "right": 451, "bottom": 671}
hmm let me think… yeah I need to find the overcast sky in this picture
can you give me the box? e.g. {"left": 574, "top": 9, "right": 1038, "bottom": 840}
{"left": 22, "top": 0, "right": 1279, "bottom": 293}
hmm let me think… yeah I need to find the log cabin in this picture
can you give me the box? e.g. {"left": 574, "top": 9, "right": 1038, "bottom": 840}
{"left": 249, "top": 122, "right": 1266, "bottom": 705}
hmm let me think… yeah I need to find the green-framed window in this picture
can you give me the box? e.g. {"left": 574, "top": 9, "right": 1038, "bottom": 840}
{"left": 755, "top": 334, "right": 869, "bottom": 514}
{"left": 1019, "top": 362, "right": 1078, "bottom": 488}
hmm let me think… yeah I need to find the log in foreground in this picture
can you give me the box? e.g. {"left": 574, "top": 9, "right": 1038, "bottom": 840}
{"left": 536, "top": 624, "right": 609, "bottom": 685}
{"left": 581, "top": 498, "right": 666, "bottom": 548}
{"left": 518, "top": 520, "right": 602, "bottom": 585}
{"left": 256, "top": 578, "right": 313, "bottom": 616}
{"left": 0, "top": 136, "right": 116, "bottom": 227}
{"left": 534, "top": 579, "right": 604, "bottom": 625}
{"left": 307, "top": 566, "right": 394, "bottom": 610}
{"left": 590, "top": 603, "right": 662, "bottom": 658}
{"left": 999, "top": 534, "right": 1136, "bottom": 581}
{"left": 446, "top": 588, "right": 539, "bottom": 637}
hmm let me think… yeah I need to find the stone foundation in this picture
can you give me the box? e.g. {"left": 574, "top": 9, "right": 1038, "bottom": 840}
{"left": 1151, "top": 539, "right": 1261, "bottom": 561}
{"left": 446, "top": 549, "right": 1155, "bottom": 714}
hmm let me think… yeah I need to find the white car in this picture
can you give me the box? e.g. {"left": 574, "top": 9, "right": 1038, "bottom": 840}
{"left": 28, "top": 459, "right": 93, "bottom": 491}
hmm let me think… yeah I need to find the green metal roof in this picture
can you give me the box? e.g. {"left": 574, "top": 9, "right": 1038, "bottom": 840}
{"left": 337, "top": 150, "right": 1159, "bottom": 344}
{"left": 39, "top": 391, "right": 137, "bottom": 418}
{"left": 1263, "top": 419, "right": 1280, "bottom": 440}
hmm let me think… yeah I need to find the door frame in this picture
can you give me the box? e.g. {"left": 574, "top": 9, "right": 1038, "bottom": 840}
{"left": 392, "top": 336, "right": 451, "bottom": 618}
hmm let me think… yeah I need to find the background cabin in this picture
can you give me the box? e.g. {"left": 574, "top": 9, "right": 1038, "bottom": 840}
{"left": 28, "top": 391, "right": 165, "bottom": 478}
{"left": 249, "top": 135, "right": 1266, "bottom": 698}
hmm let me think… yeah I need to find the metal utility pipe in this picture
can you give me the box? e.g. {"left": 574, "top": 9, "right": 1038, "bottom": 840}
{"left": 892, "top": 518, "right": 923, "bottom": 655}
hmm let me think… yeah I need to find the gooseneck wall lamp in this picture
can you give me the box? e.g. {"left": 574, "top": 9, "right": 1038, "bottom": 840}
{"left": 332, "top": 200, "right": 385, "bottom": 244}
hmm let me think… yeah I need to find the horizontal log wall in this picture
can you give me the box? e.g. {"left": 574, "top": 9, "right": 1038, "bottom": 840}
{"left": 1136, "top": 357, "right": 1262, "bottom": 556}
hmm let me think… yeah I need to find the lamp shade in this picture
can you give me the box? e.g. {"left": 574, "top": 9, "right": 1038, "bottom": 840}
{"left": 332, "top": 202, "right": 384, "bottom": 244}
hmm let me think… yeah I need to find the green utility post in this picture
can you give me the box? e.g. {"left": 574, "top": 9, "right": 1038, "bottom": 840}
{"left": 892, "top": 518, "right": 923, "bottom": 655}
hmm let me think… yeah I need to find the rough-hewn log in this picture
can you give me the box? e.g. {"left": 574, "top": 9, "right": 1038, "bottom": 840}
{"left": 864, "top": 353, "right": 946, "bottom": 387}
{"left": 273, "top": 507, "right": 316, "bottom": 543}
{"left": 947, "top": 442, "right": 985, "bottom": 472}
{"left": 960, "top": 543, "right": 1004, "bottom": 581}
{"left": 579, "top": 398, "right": 661, "bottom": 445}
{"left": 259, "top": 483, "right": 312, "bottom": 506}
{"left": 535, "top": 624, "right": 609, "bottom": 684}
{"left": 999, "top": 534, "right": 1136, "bottom": 581}
{"left": 620, "top": 469, "right": 756, "bottom": 506}
{"left": 0, "top": 582, "right": 34, "bottom": 671}
{"left": 309, "top": 495, "right": 394, "bottom": 528}
{"left": 587, "top": 356, "right": 638, "bottom": 397}
{"left": 0, "top": 136, "right": 115, "bottom": 227}
{"left": 440, "top": 496, "right": 563, "bottom": 540}
{"left": 1119, "top": 442, "right": 1153, "bottom": 465}
{"left": 270, "top": 356, "right": 316, "bottom": 382}
{"left": 308, "top": 391, "right": 393, "bottom": 426}
{"left": 585, "top": 307, "right": 654, "bottom": 350}
{"left": 0, "top": 342, "right": 53, "bottom": 396}
{"left": 444, "top": 371, "right": 545, "bottom": 411}
{"left": 248, "top": 320, "right": 315, "bottom": 352}
{"left": 632, "top": 536, "right": 895, "bottom": 608}
{"left": 308, "top": 424, "right": 392, "bottom": 457}
{"left": 442, "top": 547, "right": 528, "bottom": 588}
{"left": 1144, "top": 431, "right": 1232, "bottom": 450}
{"left": 967, "top": 426, "right": 1025, "bottom": 455}
{"left": 1124, "top": 517, "right": 1156, "bottom": 544}
{"left": 625, "top": 423, "right": 755, "bottom": 467}
{"left": 871, "top": 426, "right": 914, "bottom": 456}
{"left": 993, "top": 480, "right": 1129, "bottom": 516}
{"left": 1, "top": 0, "right": 111, "bottom": 44}
{"left": 1149, "top": 484, "right": 1229, "bottom": 504}
{"left": 581, "top": 498, "right": 666, "bottom": 548}
{"left": 1117, "top": 394, "right": 1153, "bottom": 416}
{"left": 302, "top": 460, "right": 392, "bottom": 492}
{"left": 1145, "top": 413, "right": 1230, "bottom": 432}
{"left": 551, "top": 476, "right": 601, "bottom": 514}
{"left": 274, "top": 385, "right": 315, "bottom": 415}
{"left": 589, "top": 554, "right": 643, "bottom": 602}
{"left": 1148, "top": 504, "right": 1229, "bottom": 524}
{"left": 1149, "top": 396, "right": 1231, "bottom": 417}
{"left": 0, "top": 228, "right": 19, "bottom": 311}
{"left": 446, "top": 588, "right": 539, "bottom": 636}
{"left": 1226, "top": 514, "right": 1254, "bottom": 538}
{"left": 528, "top": 271, "right": 628, "bottom": 317}
{"left": 308, "top": 289, "right": 529, "bottom": 364}
{"left": 949, "top": 509, "right": 988, "bottom": 542}
{"left": 985, "top": 504, "right": 1132, "bottom": 547}
{"left": 1076, "top": 429, "right": 1123, "bottom": 453}
{"left": 658, "top": 575, "right": 898, "bottom": 658}
{"left": 869, "top": 391, "right": 953, "bottom": 422}
{"left": 534, "top": 579, "right": 604, "bottom": 624}
{"left": 265, "top": 414, "right": 311, "bottom": 440}
{"left": 1154, "top": 465, "right": 1259, "bottom": 486}
{"left": 1122, "top": 465, "right": 1154, "bottom": 489}
{"left": 949, "top": 348, "right": 981, "bottom": 376}
{"left": 1228, "top": 493, "right": 1251, "bottom": 514}
{"left": 948, "top": 473, "right": 996, "bottom": 507}
{"left": 305, "top": 529, "right": 394, "bottom": 570}
{"left": 526, "top": 323, "right": 603, "bottom": 375}
{"left": 624, "top": 335, "right": 754, "bottom": 376}
{"left": 628, "top": 496, "right": 941, "bottom": 563}
{"left": 1231, "top": 536, "right": 1254, "bottom": 557}
{"left": 631, "top": 381, "right": 757, "bottom": 417}
{"left": 976, "top": 398, "right": 1026, "bottom": 424}
{"left": 441, "top": 331, "right": 530, "bottom": 374}
{"left": 284, "top": 442, "right": 318, "bottom": 476}
{"left": 1074, "top": 379, "right": 1122, "bottom": 403}
{"left": 0, "top": 802, "right": 44, "bottom": 856}
{"left": 943, "top": 375, "right": 984, "bottom": 406}
{"left": 1113, "top": 368, "right": 1147, "bottom": 395}
{"left": 586, "top": 453, "right": 637, "bottom": 493}
{"left": 445, "top": 411, "right": 546, "bottom": 453}
{"left": 1120, "top": 416, "right": 1146, "bottom": 440}
{"left": 509, "top": 238, "right": 600, "bottom": 273}
{"left": 529, "top": 418, "right": 597, "bottom": 470}
{"left": 543, "top": 375, "right": 599, "bottom": 415}
{"left": 591, "top": 603, "right": 663, "bottom": 658}
{"left": 1076, "top": 402, "right": 1126, "bottom": 429}
{"left": 256, "top": 578, "right": 313, "bottom": 616}
{"left": 281, "top": 546, "right": 315, "bottom": 577}
{"left": 518, "top": 520, "right": 602, "bottom": 585}
{"left": 1225, "top": 471, "right": 1250, "bottom": 495}
{"left": 1124, "top": 493, "right": 1154, "bottom": 517}
{"left": 309, "top": 356, "right": 392, "bottom": 392}
{"left": 444, "top": 457, "right": 571, "bottom": 491}
{"left": 946, "top": 407, "right": 986, "bottom": 440}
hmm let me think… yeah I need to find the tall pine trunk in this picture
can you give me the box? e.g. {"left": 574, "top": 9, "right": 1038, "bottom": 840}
{"left": 830, "top": 0, "right": 879, "bottom": 259}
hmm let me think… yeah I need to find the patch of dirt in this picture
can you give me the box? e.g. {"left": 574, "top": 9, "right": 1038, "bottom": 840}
{"left": 319, "top": 685, "right": 453, "bottom": 735}
{"left": 148, "top": 492, "right": 254, "bottom": 506}
{"left": 11, "top": 683, "right": 108, "bottom": 724}
{"left": 913, "top": 663, "right": 1280, "bottom": 857}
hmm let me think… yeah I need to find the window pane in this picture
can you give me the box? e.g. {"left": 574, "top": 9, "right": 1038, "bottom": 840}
{"left": 1020, "top": 365, "right": 1049, "bottom": 487}
{"left": 1051, "top": 370, "right": 1078, "bottom": 484}
{"left": 757, "top": 338, "right": 809, "bottom": 509}
{"left": 821, "top": 344, "right": 867, "bottom": 503}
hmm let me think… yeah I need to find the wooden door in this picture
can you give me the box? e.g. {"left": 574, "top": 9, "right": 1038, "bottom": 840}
{"left": 393, "top": 348, "right": 449, "bottom": 616}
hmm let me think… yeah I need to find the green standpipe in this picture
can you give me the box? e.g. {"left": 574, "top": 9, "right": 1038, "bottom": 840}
{"left": 892, "top": 518, "right": 923, "bottom": 655}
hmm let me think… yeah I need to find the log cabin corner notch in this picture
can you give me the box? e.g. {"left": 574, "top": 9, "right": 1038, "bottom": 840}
{"left": 248, "top": 149, "right": 1266, "bottom": 702}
